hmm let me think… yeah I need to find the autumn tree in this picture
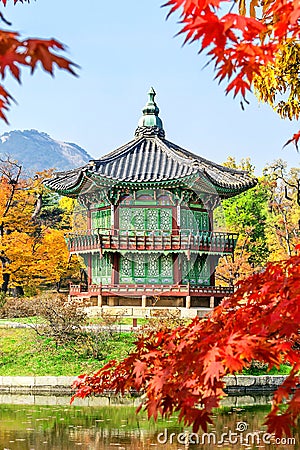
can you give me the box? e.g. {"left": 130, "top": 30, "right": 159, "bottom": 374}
{"left": 215, "top": 234, "right": 258, "bottom": 286}
{"left": 0, "top": 156, "right": 23, "bottom": 292}
{"left": 264, "top": 160, "right": 300, "bottom": 260}
{"left": 215, "top": 157, "right": 299, "bottom": 285}
{"left": 0, "top": 160, "right": 80, "bottom": 294}
{"left": 253, "top": 41, "right": 300, "bottom": 121}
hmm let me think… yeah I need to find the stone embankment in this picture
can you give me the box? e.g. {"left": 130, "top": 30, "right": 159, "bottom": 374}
{"left": 0, "top": 375, "right": 287, "bottom": 396}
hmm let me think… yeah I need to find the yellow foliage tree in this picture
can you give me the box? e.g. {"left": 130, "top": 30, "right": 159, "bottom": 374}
{"left": 0, "top": 158, "right": 80, "bottom": 295}
{"left": 264, "top": 160, "right": 300, "bottom": 260}
{"left": 254, "top": 42, "right": 300, "bottom": 120}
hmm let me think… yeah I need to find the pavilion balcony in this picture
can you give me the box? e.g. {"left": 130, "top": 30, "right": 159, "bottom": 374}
{"left": 66, "top": 229, "right": 238, "bottom": 254}
{"left": 69, "top": 283, "right": 234, "bottom": 298}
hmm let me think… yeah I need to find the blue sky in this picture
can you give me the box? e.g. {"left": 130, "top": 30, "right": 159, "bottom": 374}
{"left": 2, "top": 0, "right": 299, "bottom": 173}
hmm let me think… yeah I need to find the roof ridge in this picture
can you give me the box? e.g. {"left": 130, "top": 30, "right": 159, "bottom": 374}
{"left": 155, "top": 136, "right": 198, "bottom": 167}
{"left": 163, "top": 138, "right": 250, "bottom": 176}
{"left": 94, "top": 136, "right": 144, "bottom": 164}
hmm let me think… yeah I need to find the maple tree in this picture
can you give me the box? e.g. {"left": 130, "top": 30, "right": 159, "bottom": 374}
{"left": 162, "top": 0, "right": 300, "bottom": 147}
{"left": 72, "top": 250, "right": 300, "bottom": 437}
{"left": 0, "top": 0, "right": 76, "bottom": 122}
{"left": 164, "top": 0, "right": 300, "bottom": 100}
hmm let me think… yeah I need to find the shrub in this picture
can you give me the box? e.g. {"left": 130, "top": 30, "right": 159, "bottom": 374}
{"left": 0, "top": 296, "right": 37, "bottom": 318}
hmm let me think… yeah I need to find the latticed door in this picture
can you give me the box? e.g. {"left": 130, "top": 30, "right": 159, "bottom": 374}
{"left": 181, "top": 209, "right": 209, "bottom": 234}
{"left": 133, "top": 253, "right": 147, "bottom": 283}
{"left": 119, "top": 255, "right": 134, "bottom": 283}
{"left": 160, "top": 254, "right": 173, "bottom": 284}
{"left": 180, "top": 209, "right": 195, "bottom": 235}
{"left": 160, "top": 209, "right": 172, "bottom": 232}
{"left": 147, "top": 253, "right": 160, "bottom": 283}
{"left": 119, "top": 207, "right": 172, "bottom": 235}
{"left": 194, "top": 211, "right": 209, "bottom": 230}
{"left": 119, "top": 209, "right": 133, "bottom": 234}
{"left": 146, "top": 209, "right": 159, "bottom": 234}
{"left": 91, "top": 209, "right": 111, "bottom": 234}
{"left": 91, "top": 253, "right": 112, "bottom": 285}
{"left": 119, "top": 253, "right": 173, "bottom": 284}
{"left": 182, "top": 255, "right": 210, "bottom": 285}
{"left": 182, "top": 255, "right": 197, "bottom": 284}
{"left": 198, "top": 257, "right": 210, "bottom": 285}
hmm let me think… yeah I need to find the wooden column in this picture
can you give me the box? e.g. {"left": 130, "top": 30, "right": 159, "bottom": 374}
{"left": 208, "top": 208, "right": 213, "bottom": 231}
{"left": 87, "top": 208, "right": 92, "bottom": 230}
{"left": 87, "top": 209, "right": 93, "bottom": 288}
{"left": 173, "top": 254, "right": 181, "bottom": 284}
{"left": 172, "top": 206, "right": 179, "bottom": 234}
{"left": 114, "top": 202, "right": 120, "bottom": 230}
{"left": 87, "top": 253, "right": 92, "bottom": 285}
{"left": 111, "top": 253, "right": 119, "bottom": 285}
{"left": 186, "top": 295, "right": 191, "bottom": 309}
{"left": 97, "top": 294, "right": 103, "bottom": 307}
{"left": 111, "top": 204, "right": 115, "bottom": 231}
{"left": 172, "top": 203, "right": 181, "bottom": 284}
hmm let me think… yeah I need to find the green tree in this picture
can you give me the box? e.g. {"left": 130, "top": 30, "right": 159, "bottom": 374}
{"left": 216, "top": 158, "right": 270, "bottom": 266}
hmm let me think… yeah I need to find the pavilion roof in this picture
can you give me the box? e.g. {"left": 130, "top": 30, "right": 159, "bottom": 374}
{"left": 45, "top": 88, "right": 257, "bottom": 198}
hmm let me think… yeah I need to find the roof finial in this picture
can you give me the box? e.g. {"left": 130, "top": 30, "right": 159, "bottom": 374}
{"left": 135, "top": 87, "right": 165, "bottom": 138}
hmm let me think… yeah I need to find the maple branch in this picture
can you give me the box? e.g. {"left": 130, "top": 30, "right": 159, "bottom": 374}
{"left": 0, "top": 12, "right": 11, "bottom": 26}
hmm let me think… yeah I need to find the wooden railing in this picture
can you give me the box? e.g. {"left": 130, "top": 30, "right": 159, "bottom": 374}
{"left": 66, "top": 229, "right": 238, "bottom": 254}
{"left": 69, "top": 283, "right": 234, "bottom": 298}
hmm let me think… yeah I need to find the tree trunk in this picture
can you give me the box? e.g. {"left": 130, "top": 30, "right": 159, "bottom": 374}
{"left": 12, "top": 286, "right": 24, "bottom": 297}
{"left": 1, "top": 273, "right": 9, "bottom": 293}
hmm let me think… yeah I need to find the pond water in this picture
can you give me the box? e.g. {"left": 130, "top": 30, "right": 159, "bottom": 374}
{"left": 0, "top": 394, "right": 299, "bottom": 450}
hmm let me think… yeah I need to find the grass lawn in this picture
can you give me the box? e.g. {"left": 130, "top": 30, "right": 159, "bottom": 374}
{"left": 0, "top": 316, "right": 147, "bottom": 326}
{"left": 0, "top": 321, "right": 291, "bottom": 377}
{"left": 242, "top": 364, "right": 291, "bottom": 375}
{"left": 0, "top": 328, "right": 135, "bottom": 376}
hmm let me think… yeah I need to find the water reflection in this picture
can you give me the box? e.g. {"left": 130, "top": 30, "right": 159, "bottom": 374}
{"left": 0, "top": 395, "right": 298, "bottom": 449}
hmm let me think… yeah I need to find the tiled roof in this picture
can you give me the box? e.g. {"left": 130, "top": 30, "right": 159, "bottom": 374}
{"left": 45, "top": 134, "right": 256, "bottom": 196}
{"left": 44, "top": 88, "right": 257, "bottom": 197}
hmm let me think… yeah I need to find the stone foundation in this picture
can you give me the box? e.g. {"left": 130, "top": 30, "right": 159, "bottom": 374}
{"left": 83, "top": 305, "right": 211, "bottom": 319}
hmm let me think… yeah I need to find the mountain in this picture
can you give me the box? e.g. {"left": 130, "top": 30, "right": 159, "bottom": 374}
{"left": 0, "top": 129, "right": 92, "bottom": 173}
